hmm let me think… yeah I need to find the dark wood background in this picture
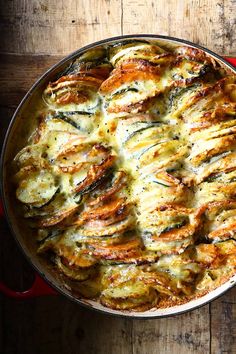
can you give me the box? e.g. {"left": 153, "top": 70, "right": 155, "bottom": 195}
{"left": 0, "top": 1, "right": 236, "bottom": 353}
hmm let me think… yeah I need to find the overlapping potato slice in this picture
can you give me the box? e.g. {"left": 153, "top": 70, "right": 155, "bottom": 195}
{"left": 73, "top": 154, "right": 116, "bottom": 194}
{"left": 114, "top": 115, "right": 167, "bottom": 147}
{"left": 190, "top": 119, "right": 236, "bottom": 143}
{"left": 102, "top": 44, "right": 219, "bottom": 117}
{"left": 40, "top": 233, "right": 98, "bottom": 282}
{"left": 202, "top": 201, "right": 236, "bottom": 241}
{"left": 181, "top": 77, "right": 236, "bottom": 131}
{"left": 138, "top": 140, "right": 187, "bottom": 170}
{"left": 196, "top": 151, "right": 236, "bottom": 184}
{"left": 195, "top": 180, "right": 236, "bottom": 206}
{"left": 123, "top": 124, "right": 173, "bottom": 157}
{"left": 16, "top": 168, "right": 58, "bottom": 207}
{"left": 170, "top": 46, "right": 219, "bottom": 85}
{"left": 114, "top": 113, "right": 186, "bottom": 174}
{"left": 77, "top": 212, "right": 135, "bottom": 237}
{"left": 195, "top": 240, "right": 236, "bottom": 268}
{"left": 39, "top": 227, "right": 97, "bottom": 265}
{"left": 32, "top": 114, "right": 85, "bottom": 143}
{"left": 28, "top": 129, "right": 87, "bottom": 162}
{"left": 14, "top": 144, "right": 49, "bottom": 168}
{"left": 140, "top": 205, "right": 202, "bottom": 254}
{"left": 174, "top": 46, "right": 217, "bottom": 65}
{"left": 29, "top": 110, "right": 102, "bottom": 148}
{"left": 133, "top": 171, "right": 193, "bottom": 212}
{"left": 86, "top": 233, "right": 143, "bottom": 263}
{"left": 44, "top": 76, "right": 101, "bottom": 111}
{"left": 99, "top": 51, "right": 178, "bottom": 115}
{"left": 44, "top": 111, "right": 100, "bottom": 136}
{"left": 185, "top": 79, "right": 236, "bottom": 170}
{"left": 55, "top": 256, "right": 97, "bottom": 281}
{"left": 170, "top": 58, "right": 212, "bottom": 84}
{"left": 154, "top": 251, "right": 201, "bottom": 295}
{"left": 87, "top": 170, "right": 127, "bottom": 205}
{"left": 63, "top": 46, "right": 112, "bottom": 78}
{"left": 15, "top": 126, "right": 115, "bottom": 220}
{"left": 55, "top": 142, "right": 110, "bottom": 173}
{"left": 187, "top": 134, "right": 236, "bottom": 167}
{"left": 100, "top": 60, "right": 164, "bottom": 114}
{"left": 195, "top": 240, "right": 236, "bottom": 291}
{"left": 43, "top": 47, "right": 111, "bottom": 113}
{"left": 99, "top": 264, "right": 179, "bottom": 310}
{"left": 100, "top": 282, "right": 158, "bottom": 311}
{"left": 108, "top": 41, "right": 167, "bottom": 66}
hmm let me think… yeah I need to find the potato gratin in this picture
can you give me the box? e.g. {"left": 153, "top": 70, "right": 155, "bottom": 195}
{"left": 13, "top": 41, "right": 236, "bottom": 311}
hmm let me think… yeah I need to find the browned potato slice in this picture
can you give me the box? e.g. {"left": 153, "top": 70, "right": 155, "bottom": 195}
{"left": 142, "top": 232, "right": 194, "bottom": 255}
{"left": 204, "top": 201, "right": 236, "bottom": 241}
{"left": 78, "top": 214, "right": 135, "bottom": 237}
{"left": 74, "top": 155, "right": 116, "bottom": 194}
{"left": 195, "top": 240, "right": 236, "bottom": 270}
{"left": 100, "top": 59, "right": 162, "bottom": 94}
{"left": 100, "top": 282, "right": 158, "bottom": 310}
{"left": 14, "top": 144, "right": 48, "bottom": 167}
{"left": 109, "top": 42, "right": 166, "bottom": 66}
{"left": 197, "top": 152, "right": 236, "bottom": 184}
{"left": 37, "top": 204, "right": 78, "bottom": 227}
{"left": 16, "top": 170, "right": 57, "bottom": 207}
{"left": 195, "top": 181, "right": 236, "bottom": 206}
{"left": 55, "top": 256, "right": 96, "bottom": 281}
{"left": 188, "top": 134, "right": 236, "bottom": 167}
{"left": 44, "top": 75, "right": 102, "bottom": 109}
{"left": 88, "top": 235, "right": 143, "bottom": 262}
{"left": 87, "top": 171, "right": 127, "bottom": 206}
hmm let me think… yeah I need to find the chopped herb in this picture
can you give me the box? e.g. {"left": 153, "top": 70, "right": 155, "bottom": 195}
{"left": 112, "top": 87, "right": 139, "bottom": 98}
{"left": 161, "top": 220, "right": 187, "bottom": 234}
{"left": 153, "top": 181, "right": 170, "bottom": 187}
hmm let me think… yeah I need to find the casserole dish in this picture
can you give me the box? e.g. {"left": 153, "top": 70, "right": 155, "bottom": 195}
{"left": 1, "top": 35, "right": 236, "bottom": 318}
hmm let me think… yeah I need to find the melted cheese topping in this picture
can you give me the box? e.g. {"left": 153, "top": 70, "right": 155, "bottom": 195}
{"left": 13, "top": 41, "right": 236, "bottom": 311}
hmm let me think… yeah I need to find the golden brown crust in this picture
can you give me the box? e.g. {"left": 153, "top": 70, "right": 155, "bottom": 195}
{"left": 99, "top": 59, "right": 162, "bottom": 94}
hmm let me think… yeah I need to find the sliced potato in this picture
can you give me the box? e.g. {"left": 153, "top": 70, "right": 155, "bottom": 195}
{"left": 101, "top": 282, "right": 158, "bottom": 310}
{"left": 78, "top": 214, "right": 135, "bottom": 237}
{"left": 16, "top": 170, "right": 57, "bottom": 207}
{"left": 55, "top": 256, "right": 96, "bottom": 281}
{"left": 108, "top": 41, "right": 166, "bottom": 66}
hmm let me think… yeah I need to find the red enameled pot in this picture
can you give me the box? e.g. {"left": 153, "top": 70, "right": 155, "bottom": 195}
{"left": 0, "top": 35, "right": 236, "bottom": 318}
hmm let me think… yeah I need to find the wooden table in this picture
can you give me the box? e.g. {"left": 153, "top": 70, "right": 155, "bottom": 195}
{"left": 0, "top": 1, "right": 236, "bottom": 353}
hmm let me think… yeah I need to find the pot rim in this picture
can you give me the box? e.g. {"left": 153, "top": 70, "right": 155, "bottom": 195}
{"left": 1, "top": 34, "right": 236, "bottom": 319}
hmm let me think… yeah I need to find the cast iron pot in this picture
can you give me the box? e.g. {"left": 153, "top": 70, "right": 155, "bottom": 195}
{"left": 1, "top": 35, "right": 236, "bottom": 318}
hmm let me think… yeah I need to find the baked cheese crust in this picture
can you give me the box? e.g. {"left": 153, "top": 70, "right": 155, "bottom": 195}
{"left": 13, "top": 40, "right": 236, "bottom": 311}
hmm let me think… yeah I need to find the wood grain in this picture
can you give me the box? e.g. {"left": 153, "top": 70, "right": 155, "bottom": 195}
{"left": 132, "top": 306, "right": 210, "bottom": 354}
{"left": 211, "top": 287, "right": 236, "bottom": 354}
{"left": 122, "top": 0, "right": 236, "bottom": 56}
{"left": 1, "top": 0, "right": 235, "bottom": 56}
{"left": 0, "top": 0, "right": 122, "bottom": 55}
{"left": 0, "top": 54, "right": 62, "bottom": 109}
{"left": 0, "top": 1, "right": 236, "bottom": 353}
{"left": 1, "top": 294, "right": 133, "bottom": 354}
